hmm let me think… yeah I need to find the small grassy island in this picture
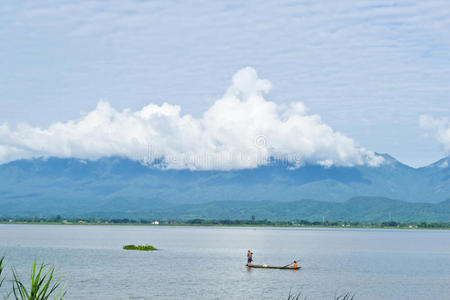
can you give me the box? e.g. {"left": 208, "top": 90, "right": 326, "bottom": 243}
{"left": 123, "top": 244, "right": 157, "bottom": 251}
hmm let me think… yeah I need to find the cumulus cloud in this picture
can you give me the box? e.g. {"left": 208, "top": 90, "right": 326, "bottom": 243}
{"left": 0, "top": 67, "right": 383, "bottom": 169}
{"left": 419, "top": 115, "right": 450, "bottom": 154}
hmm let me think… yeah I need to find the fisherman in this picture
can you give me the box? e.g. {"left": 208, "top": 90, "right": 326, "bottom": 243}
{"left": 293, "top": 261, "right": 298, "bottom": 268}
{"left": 247, "top": 250, "right": 253, "bottom": 265}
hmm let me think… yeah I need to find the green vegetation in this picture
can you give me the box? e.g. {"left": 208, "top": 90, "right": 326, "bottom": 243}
{"left": 4, "top": 197, "right": 450, "bottom": 223}
{"left": 2, "top": 216, "right": 450, "bottom": 229}
{"left": 123, "top": 244, "right": 157, "bottom": 251}
{"left": 0, "top": 256, "right": 5, "bottom": 291}
{"left": 151, "top": 197, "right": 450, "bottom": 223}
{"left": 288, "top": 292, "right": 354, "bottom": 300}
{"left": 0, "top": 256, "right": 65, "bottom": 299}
{"left": 181, "top": 219, "right": 450, "bottom": 229}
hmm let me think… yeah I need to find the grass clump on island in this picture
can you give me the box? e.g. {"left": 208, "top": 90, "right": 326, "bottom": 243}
{"left": 123, "top": 244, "right": 157, "bottom": 251}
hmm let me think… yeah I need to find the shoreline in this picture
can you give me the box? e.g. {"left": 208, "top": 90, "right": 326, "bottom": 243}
{"left": 1, "top": 221, "right": 449, "bottom": 230}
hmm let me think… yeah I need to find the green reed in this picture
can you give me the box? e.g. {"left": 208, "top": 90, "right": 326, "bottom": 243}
{"left": 288, "top": 291, "right": 355, "bottom": 300}
{"left": 10, "top": 258, "right": 65, "bottom": 300}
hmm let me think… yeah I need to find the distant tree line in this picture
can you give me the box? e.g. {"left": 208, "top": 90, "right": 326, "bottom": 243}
{"left": 1, "top": 216, "right": 449, "bottom": 229}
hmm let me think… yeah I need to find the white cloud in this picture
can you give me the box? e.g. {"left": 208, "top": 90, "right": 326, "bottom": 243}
{"left": 0, "top": 67, "right": 383, "bottom": 169}
{"left": 1, "top": 0, "right": 450, "bottom": 168}
{"left": 419, "top": 115, "right": 450, "bottom": 154}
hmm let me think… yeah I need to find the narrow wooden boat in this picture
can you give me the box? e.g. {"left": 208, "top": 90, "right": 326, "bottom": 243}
{"left": 246, "top": 264, "right": 301, "bottom": 270}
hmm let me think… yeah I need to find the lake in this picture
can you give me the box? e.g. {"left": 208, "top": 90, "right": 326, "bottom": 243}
{"left": 1, "top": 225, "right": 449, "bottom": 299}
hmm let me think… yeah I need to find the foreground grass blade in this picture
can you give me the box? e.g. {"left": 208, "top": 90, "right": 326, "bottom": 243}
{"left": 12, "top": 258, "right": 65, "bottom": 300}
{"left": 336, "top": 293, "right": 355, "bottom": 300}
{"left": 0, "top": 255, "right": 5, "bottom": 288}
{"left": 288, "top": 291, "right": 355, "bottom": 300}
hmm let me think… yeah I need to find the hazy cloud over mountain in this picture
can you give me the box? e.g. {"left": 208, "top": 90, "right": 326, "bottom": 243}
{"left": 0, "top": 68, "right": 382, "bottom": 169}
{"left": 1, "top": 0, "right": 449, "bottom": 167}
{"left": 420, "top": 115, "right": 450, "bottom": 154}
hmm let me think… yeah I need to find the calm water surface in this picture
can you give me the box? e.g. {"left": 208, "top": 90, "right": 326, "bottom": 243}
{"left": 0, "top": 225, "right": 449, "bottom": 299}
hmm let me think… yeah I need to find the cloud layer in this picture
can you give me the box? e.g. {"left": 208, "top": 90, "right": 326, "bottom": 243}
{"left": 2, "top": 0, "right": 450, "bottom": 167}
{"left": 420, "top": 115, "right": 450, "bottom": 154}
{"left": 0, "top": 68, "right": 382, "bottom": 169}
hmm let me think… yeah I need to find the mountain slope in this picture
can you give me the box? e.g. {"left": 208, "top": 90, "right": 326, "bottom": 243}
{"left": 0, "top": 155, "right": 449, "bottom": 218}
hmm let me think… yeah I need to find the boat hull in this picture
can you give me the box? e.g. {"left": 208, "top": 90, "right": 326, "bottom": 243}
{"left": 246, "top": 264, "right": 301, "bottom": 270}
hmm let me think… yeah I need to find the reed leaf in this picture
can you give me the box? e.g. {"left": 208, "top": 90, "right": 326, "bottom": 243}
{"left": 288, "top": 291, "right": 354, "bottom": 300}
{"left": 12, "top": 258, "right": 65, "bottom": 300}
{"left": 335, "top": 292, "right": 355, "bottom": 300}
{"left": 0, "top": 255, "right": 5, "bottom": 288}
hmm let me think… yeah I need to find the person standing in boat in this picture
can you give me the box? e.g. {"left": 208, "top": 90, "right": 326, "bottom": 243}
{"left": 247, "top": 250, "right": 253, "bottom": 265}
{"left": 293, "top": 261, "right": 298, "bottom": 268}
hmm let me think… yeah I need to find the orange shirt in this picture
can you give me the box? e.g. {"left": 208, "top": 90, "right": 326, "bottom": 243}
{"left": 293, "top": 262, "right": 298, "bottom": 268}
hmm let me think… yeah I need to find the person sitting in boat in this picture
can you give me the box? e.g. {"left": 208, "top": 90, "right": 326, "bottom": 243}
{"left": 293, "top": 261, "right": 298, "bottom": 268}
{"left": 247, "top": 250, "right": 253, "bottom": 265}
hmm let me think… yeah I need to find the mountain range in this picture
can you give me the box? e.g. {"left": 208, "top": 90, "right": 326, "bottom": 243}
{"left": 0, "top": 154, "right": 449, "bottom": 221}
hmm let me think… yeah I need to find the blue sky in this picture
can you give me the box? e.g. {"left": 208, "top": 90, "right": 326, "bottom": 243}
{"left": 0, "top": 0, "right": 449, "bottom": 167}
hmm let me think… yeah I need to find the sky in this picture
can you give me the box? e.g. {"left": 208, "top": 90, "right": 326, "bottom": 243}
{"left": 0, "top": 0, "right": 449, "bottom": 167}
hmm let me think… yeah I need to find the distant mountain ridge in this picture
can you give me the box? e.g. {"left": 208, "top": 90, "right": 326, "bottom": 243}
{"left": 0, "top": 155, "right": 449, "bottom": 219}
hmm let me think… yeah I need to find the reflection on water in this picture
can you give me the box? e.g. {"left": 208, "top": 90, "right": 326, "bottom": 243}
{"left": 1, "top": 225, "right": 450, "bottom": 299}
